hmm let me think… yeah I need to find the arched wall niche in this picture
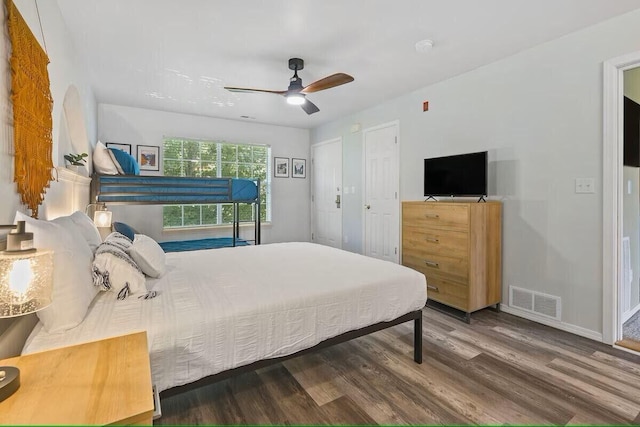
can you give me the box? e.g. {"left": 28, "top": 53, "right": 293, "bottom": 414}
{"left": 59, "top": 84, "right": 91, "bottom": 174}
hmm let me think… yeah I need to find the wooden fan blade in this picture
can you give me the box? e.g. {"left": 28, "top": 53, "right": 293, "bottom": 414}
{"left": 224, "top": 86, "right": 286, "bottom": 95}
{"left": 301, "top": 99, "right": 320, "bottom": 115}
{"left": 301, "top": 73, "right": 354, "bottom": 94}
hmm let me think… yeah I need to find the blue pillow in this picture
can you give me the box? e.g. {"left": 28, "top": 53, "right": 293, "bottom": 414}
{"left": 108, "top": 148, "right": 140, "bottom": 175}
{"left": 112, "top": 222, "right": 138, "bottom": 241}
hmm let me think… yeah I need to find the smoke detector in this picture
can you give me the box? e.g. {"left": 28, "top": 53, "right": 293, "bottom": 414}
{"left": 415, "top": 39, "right": 434, "bottom": 53}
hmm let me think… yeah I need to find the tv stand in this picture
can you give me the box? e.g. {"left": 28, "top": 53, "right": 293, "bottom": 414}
{"left": 424, "top": 195, "right": 437, "bottom": 202}
{"left": 477, "top": 195, "right": 487, "bottom": 203}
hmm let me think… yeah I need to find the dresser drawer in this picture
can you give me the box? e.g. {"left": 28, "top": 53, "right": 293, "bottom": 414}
{"left": 403, "top": 203, "right": 469, "bottom": 231}
{"left": 402, "top": 251, "right": 468, "bottom": 284}
{"left": 425, "top": 274, "right": 470, "bottom": 311}
{"left": 402, "top": 227, "right": 468, "bottom": 259}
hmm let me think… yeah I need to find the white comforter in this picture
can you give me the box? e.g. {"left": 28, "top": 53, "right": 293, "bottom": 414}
{"left": 23, "top": 242, "right": 427, "bottom": 392}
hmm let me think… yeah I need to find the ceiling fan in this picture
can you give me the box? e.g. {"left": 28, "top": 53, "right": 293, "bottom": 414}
{"left": 224, "top": 58, "right": 354, "bottom": 115}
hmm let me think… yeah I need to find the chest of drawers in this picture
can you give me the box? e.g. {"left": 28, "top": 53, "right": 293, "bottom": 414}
{"left": 402, "top": 201, "right": 502, "bottom": 319}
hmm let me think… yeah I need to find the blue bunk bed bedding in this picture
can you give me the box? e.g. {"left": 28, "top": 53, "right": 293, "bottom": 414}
{"left": 159, "top": 237, "right": 250, "bottom": 252}
{"left": 113, "top": 222, "right": 250, "bottom": 252}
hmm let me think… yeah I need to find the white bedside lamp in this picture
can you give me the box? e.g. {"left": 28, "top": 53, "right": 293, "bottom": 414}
{"left": 94, "top": 209, "right": 112, "bottom": 228}
{"left": 0, "top": 226, "right": 53, "bottom": 402}
{"left": 86, "top": 203, "right": 112, "bottom": 228}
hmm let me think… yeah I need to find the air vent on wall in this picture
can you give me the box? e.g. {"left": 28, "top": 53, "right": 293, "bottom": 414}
{"left": 509, "top": 286, "right": 561, "bottom": 321}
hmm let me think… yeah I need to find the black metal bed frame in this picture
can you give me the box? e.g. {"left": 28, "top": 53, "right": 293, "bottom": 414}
{"left": 90, "top": 174, "right": 261, "bottom": 245}
{"left": 160, "top": 309, "right": 423, "bottom": 398}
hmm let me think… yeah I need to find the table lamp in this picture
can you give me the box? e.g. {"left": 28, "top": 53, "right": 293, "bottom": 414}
{"left": 0, "top": 221, "right": 53, "bottom": 403}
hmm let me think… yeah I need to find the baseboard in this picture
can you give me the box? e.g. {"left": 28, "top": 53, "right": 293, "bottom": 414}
{"left": 501, "top": 305, "right": 603, "bottom": 342}
{"left": 622, "top": 303, "right": 640, "bottom": 323}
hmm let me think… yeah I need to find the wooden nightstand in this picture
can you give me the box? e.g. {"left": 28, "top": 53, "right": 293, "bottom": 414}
{"left": 0, "top": 331, "right": 154, "bottom": 425}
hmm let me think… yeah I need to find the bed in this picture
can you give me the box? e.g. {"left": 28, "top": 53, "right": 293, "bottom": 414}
{"left": 91, "top": 174, "right": 261, "bottom": 247}
{"left": 21, "top": 242, "right": 427, "bottom": 396}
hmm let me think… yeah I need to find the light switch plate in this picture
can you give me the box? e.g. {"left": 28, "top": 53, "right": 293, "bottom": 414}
{"left": 575, "top": 178, "right": 595, "bottom": 194}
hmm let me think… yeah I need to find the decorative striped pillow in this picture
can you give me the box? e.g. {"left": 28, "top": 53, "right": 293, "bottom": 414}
{"left": 92, "top": 233, "right": 145, "bottom": 298}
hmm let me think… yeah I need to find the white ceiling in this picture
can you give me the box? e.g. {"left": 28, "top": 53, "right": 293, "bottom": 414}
{"left": 56, "top": 0, "right": 640, "bottom": 129}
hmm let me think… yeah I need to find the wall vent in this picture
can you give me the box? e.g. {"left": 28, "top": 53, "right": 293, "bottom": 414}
{"left": 509, "top": 286, "right": 561, "bottom": 321}
{"left": 510, "top": 287, "right": 533, "bottom": 311}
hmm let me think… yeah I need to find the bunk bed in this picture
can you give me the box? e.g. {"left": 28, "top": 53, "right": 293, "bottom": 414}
{"left": 90, "top": 175, "right": 261, "bottom": 249}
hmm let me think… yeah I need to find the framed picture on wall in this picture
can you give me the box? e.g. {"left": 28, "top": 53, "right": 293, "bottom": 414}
{"left": 292, "top": 158, "right": 306, "bottom": 178}
{"left": 105, "top": 142, "right": 132, "bottom": 155}
{"left": 137, "top": 145, "right": 160, "bottom": 171}
{"left": 274, "top": 157, "right": 289, "bottom": 178}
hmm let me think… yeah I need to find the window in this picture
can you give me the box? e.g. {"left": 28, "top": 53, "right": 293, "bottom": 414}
{"left": 162, "top": 137, "right": 270, "bottom": 228}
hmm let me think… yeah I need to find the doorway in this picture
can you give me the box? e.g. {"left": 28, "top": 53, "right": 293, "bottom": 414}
{"left": 603, "top": 50, "right": 640, "bottom": 350}
{"left": 619, "top": 68, "right": 640, "bottom": 351}
{"left": 310, "top": 138, "right": 342, "bottom": 248}
{"left": 362, "top": 121, "right": 399, "bottom": 263}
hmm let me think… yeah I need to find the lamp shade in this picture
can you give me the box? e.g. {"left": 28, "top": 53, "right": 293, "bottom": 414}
{"left": 0, "top": 249, "right": 53, "bottom": 318}
{"left": 93, "top": 210, "right": 113, "bottom": 228}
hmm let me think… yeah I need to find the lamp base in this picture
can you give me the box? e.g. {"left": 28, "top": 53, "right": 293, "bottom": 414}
{"left": 0, "top": 366, "right": 20, "bottom": 402}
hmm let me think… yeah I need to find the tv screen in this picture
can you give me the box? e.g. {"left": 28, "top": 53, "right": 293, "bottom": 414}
{"left": 424, "top": 151, "right": 487, "bottom": 197}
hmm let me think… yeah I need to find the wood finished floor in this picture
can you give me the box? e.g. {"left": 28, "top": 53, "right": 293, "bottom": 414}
{"left": 155, "top": 307, "right": 640, "bottom": 425}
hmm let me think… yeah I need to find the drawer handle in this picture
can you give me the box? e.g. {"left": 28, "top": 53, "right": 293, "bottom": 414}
{"left": 427, "top": 285, "right": 439, "bottom": 292}
{"left": 425, "top": 213, "right": 440, "bottom": 219}
{"left": 426, "top": 237, "right": 439, "bottom": 243}
{"left": 425, "top": 260, "right": 439, "bottom": 268}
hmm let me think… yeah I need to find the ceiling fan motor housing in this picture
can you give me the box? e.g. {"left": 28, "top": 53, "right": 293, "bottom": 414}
{"left": 287, "top": 77, "right": 303, "bottom": 93}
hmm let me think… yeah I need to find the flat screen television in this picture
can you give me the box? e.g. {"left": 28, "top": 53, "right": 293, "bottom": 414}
{"left": 424, "top": 151, "right": 487, "bottom": 197}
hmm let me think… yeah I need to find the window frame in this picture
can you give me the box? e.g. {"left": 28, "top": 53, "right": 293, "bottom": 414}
{"left": 161, "top": 137, "right": 271, "bottom": 229}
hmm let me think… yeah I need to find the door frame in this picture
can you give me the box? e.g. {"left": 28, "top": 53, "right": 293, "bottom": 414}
{"left": 310, "top": 137, "right": 343, "bottom": 247}
{"left": 603, "top": 50, "right": 640, "bottom": 345}
{"left": 361, "top": 120, "right": 400, "bottom": 261}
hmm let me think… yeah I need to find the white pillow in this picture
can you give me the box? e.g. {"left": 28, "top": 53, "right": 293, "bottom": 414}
{"left": 93, "top": 233, "right": 146, "bottom": 297}
{"left": 69, "top": 211, "right": 102, "bottom": 252}
{"left": 93, "top": 141, "right": 119, "bottom": 175}
{"left": 14, "top": 211, "right": 96, "bottom": 333}
{"left": 128, "top": 234, "right": 166, "bottom": 278}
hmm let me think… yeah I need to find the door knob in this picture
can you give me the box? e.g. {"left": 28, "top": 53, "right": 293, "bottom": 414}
{"left": 335, "top": 195, "right": 341, "bottom": 208}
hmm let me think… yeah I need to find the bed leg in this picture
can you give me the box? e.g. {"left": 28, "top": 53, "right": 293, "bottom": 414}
{"left": 414, "top": 314, "right": 422, "bottom": 364}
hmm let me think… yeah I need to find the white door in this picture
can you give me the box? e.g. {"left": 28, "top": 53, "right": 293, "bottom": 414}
{"left": 311, "top": 138, "right": 342, "bottom": 248}
{"left": 363, "top": 122, "right": 399, "bottom": 263}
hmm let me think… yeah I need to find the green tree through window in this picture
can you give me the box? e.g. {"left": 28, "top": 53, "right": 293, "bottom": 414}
{"left": 162, "top": 138, "right": 270, "bottom": 228}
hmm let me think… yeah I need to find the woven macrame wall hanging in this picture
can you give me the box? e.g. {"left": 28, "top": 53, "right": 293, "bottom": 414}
{"left": 6, "top": 0, "right": 54, "bottom": 218}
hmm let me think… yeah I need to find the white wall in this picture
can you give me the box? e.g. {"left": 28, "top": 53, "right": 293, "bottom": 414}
{"left": 98, "top": 104, "right": 310, "bottom": 243}
{"left": 312, "top": 9, "right": 640, "bottom": 337}
{"left": 0, "top": 0, "right": 96, "bottom": 225}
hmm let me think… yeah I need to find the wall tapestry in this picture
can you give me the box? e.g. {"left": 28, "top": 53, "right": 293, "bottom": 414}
{"left": 7, "top": 0, "right": 54, "bottom": 218}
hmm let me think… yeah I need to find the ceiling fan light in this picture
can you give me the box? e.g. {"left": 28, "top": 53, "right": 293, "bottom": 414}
{"left": 286, "top": 93, "right": 306, "bottom": 105}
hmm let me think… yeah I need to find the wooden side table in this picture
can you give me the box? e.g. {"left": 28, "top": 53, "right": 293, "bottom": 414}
{"left": 0, "top": 331, "right": 154, "bottom": 425}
